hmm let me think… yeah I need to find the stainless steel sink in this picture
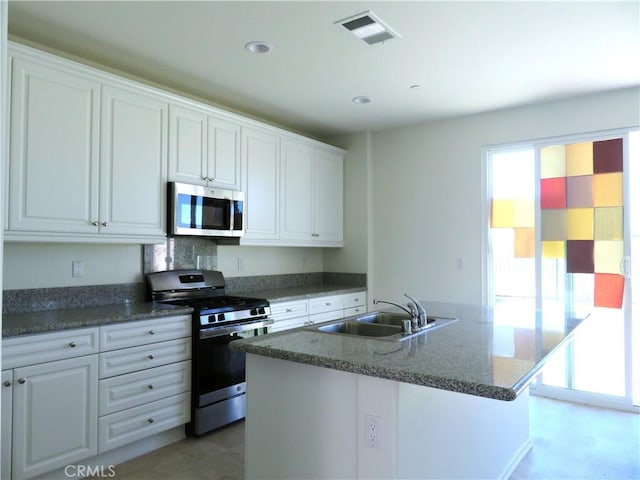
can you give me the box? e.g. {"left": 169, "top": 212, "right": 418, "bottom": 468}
{"left": 316, "top": 321, "right": 401, "bottom": 337}
{"left": 308, "top": 312, "right": 458, "bottom": 341}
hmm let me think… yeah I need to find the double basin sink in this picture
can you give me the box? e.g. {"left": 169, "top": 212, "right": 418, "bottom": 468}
{"left": 307, "top": 311, "right": 457, "bottom": 342}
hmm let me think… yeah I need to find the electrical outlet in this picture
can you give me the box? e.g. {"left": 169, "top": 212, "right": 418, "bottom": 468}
{"left": 72, "top": 260, "right": 84, "bottom": 278}
{"left": 365, "top": 414, "right": 381, "bottom": 448}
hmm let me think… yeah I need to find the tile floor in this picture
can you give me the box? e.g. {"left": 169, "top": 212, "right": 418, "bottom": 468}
{"left": 106, "top": 395, "right": 639, "bottom": 479}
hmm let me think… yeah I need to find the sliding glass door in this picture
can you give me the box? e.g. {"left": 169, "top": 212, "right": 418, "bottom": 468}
{"left": 486, "top": 129, "right": 639, "bottom": 411}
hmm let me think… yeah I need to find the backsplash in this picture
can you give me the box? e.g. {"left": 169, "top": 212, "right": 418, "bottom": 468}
{"left": 3, "top": 271, "right": 366, "bottom": 314}
{"left": 143, "top": 237, "right": 218, "bottom": 274}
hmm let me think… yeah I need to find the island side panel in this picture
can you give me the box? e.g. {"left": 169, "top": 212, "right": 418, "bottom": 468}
{"left": 244, "top": 354, "right": 359, "bottom": 480}
{"left": 397, "top": 383, "right": 531, "bottom": 479}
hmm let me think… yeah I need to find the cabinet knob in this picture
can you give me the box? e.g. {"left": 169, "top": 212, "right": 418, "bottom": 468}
{"left": 326, "top": 302, "right": 331, "bottom": 306}
{"left": 148, "top": 354, "right": 154, "bottom": 360}
{"left": 148, "top": 330, "right": 155, "bottom": 335}
{"left": 17, "top": 378, "right": 26, "bottom": 385}
{"left": 92, "top": 221, "right": 99, "bottom": 227}
{"left": 285, "top": 308, "right": 293, "bottom": 313}
{"left": 147, "top": 384, "right": 154, "bottom": 390}
{"left": 3, "top": 381, "right": 11, "bottom": 387}
{"left": 147, "top": 418, "right": 154, "bottom": 424}
{"left": 102, "top": 222, "right": 108, "bottom": 227}
{"left": 69, "top": 342, "right": 77, "bottom": 348}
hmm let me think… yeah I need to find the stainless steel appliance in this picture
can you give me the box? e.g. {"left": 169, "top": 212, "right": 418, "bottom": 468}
{"left": 168, "top": 182, "right": 244, "bottom": 238}
{"left": 147, "top": 269, "right": 271, "bottom": 436}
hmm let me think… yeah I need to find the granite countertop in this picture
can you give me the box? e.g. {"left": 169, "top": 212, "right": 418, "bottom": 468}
{"left": 239, "top": 285, "right": 366, "bottom": 302}
{"left": 231, "top": 301, "right": 589, "bottom": 401}
{"left": 2, "top": 302, "right": 193, "bottom": 337}
{"left": 1, "top": 285, "right": 366, "bottom": 338}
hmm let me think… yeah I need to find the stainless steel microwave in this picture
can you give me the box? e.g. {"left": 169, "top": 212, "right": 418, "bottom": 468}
{"left": 168, "top": 182, "right": 244, "bottom": 237}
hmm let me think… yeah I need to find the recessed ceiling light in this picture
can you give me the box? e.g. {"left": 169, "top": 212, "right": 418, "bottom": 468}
{"left": 352, "top": 96, "right": 371, "bottom": 104}
{"left": 336, "top": 11, "right": 400, "bottom": 45}
{"left": 245, "top": 41, "right": 273, "bottom": 54}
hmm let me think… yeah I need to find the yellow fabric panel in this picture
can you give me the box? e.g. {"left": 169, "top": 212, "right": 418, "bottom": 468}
{"left": 490, "top": 199, "right": 514, "bottom": 228}
{"left": 594, "top": 241, "right": 623, "bottom": 274}
{"left": 513, "top": 200, "right": 535, "bottom": 228}
{"left": 593, "top": 172, "right": 623, "bottom": 207}
{"left": 540, "top": 145, "right": 566, "bottom": 179}
{"left": 565, "top": 142, "right": 593, "bottom": 176}
{"left": 541, "top": 209, "right": 566, "bottom": 241}
{"left": 514, "top": 228, "right": 535, "bottom": 258}
{"left": 594, "top": 207, "right": 623, "bottom": 240}
{"left": 566, "top": 208, "right": 594, "bottom": 240}
{"left": 542, "top": 241, "right": 565, "bottom": 258}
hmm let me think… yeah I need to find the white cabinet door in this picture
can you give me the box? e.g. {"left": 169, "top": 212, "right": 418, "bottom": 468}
{"left": 168, "top": 104, "right": 207, "bottom": 185}
{"left": 8, "top": 56, "right": 100, "bottom": 234}
{"left": 241, "top": 127, "right": 279, "bottom": 241}
{"left": 2, "top": 370, "right": 13, "bottom": 480}
{"left": 280, "top": 139, "right": 313, "bottom": 241}
{"left": 207, "top": 115, "right": 241, "bottom": 190}
{"left": 12, "top": 355, "right": 98, "bottom": 480}
{"left": 99, "top": 84, "right": 168, "bottom": 237}
{"left": 313, "top": 149, "right": 343, "bottom": 245}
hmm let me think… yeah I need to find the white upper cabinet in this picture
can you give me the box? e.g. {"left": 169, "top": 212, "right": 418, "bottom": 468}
{"left": 168, "top": 104, "right": 241, "bottom": 190}
{"left": 100, "top": 84, "right": 168, "bottom": 238}
{"left": 241, "top": 127, "right": 280, "bottom": 242}
{"left": 6, "top": 44, "right": 168, "bottom": 243}
{"left": 8, "top": 55, "right": 101, "bottom": 235}
{"left": 279, "top": 139, "right": 344, "bottom": 246}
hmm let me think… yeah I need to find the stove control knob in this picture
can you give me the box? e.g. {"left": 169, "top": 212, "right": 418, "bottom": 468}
{"left": 258, "top": 307, "right": 266, "bottom": 315}
{"left": 250, "top": 309, "right": 257, "bottom": 316}
{"left": 218, "top": 313, "right": 225, "bottom": 322}
{"left": 208, "top": 315, "right": 216, "bottom": 323}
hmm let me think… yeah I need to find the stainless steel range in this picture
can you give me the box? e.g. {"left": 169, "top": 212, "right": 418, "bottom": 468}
{"left": 147, "top": 269, "right": 272, "bottom": 436}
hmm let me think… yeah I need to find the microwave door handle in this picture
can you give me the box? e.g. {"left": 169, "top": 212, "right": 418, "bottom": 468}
{"left": 229, "top": 200, "right": 235, "bottom": 231}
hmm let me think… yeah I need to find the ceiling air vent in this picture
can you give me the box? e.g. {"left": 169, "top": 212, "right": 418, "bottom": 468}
{"left": 336, "top": 11, "right": 400, "bottom": 45}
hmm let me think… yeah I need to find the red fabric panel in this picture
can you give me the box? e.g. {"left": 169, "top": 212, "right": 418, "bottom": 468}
{"left": 540, "top": 177, "right": 566, "bottom": 209}
{"left": 594, "top": 273, "right": 625, "bottom": 308}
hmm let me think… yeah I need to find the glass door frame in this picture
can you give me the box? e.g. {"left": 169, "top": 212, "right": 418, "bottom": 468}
{"left": 482, "top": 127, "right": 639, "bottom": 413}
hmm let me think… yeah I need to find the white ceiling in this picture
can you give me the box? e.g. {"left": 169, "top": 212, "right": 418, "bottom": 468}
{"left": 7, "top": 1, "right": 640, "bottom": 138}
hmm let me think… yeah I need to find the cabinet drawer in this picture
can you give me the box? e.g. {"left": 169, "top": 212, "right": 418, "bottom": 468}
{"left": 100, "top": 315, "right": 191, "bottom": 351}
{"left": 308, "top": 310, "right": 345, "bottom": 325}
{"left": 344, "top": 306, "right": 367, "bottom": 317}
{"left": 269, "top": 300, "right": 309, "bottom": 320}
{"left": 98, "top": 392, "right": 190, "bottom": 453}
{"left": 309, "top": 295, "right": 343, "bottom": 315}
{"left": 344, "top": 291, "right": 367, "bottom": 308}
{"left": 99, "top": 361, "right": 191, "bottom": 415}
{"left": 2, "top": 327, "right": 99, "bottom": 369}
{"left": 99, "top": 338, "right": 191, "bottom": 379}
{"left": 270, "top": 317, "right": 307, "bottom": 333}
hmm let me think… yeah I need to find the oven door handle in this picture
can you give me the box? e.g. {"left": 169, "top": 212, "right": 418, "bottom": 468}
{"left": 199, "top": 318, "right": 273, "bottom": 339}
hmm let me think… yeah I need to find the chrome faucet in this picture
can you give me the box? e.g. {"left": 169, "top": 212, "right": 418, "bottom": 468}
{"left": 373, "top": 294, "right": 428, "bottom": 333}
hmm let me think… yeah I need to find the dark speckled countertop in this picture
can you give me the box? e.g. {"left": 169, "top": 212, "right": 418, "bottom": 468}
{"left": 1, "top": 285, "right": 365, "bottom": 337}
{"left": 231, "top": 301, "right": 589, "bottom": 402}
{"left": 2, "top": 303, "right": 193, "bottom": 337}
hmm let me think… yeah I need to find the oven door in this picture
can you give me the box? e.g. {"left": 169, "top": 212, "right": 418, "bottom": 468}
{"left": 194, "top": 319, "right": 272, "bottom": 407}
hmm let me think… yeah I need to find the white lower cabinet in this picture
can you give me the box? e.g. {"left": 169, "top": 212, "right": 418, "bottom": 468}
{"left": 13, "top": 355, "right": 99, "bottom": 480}
{"left": 1, "top": 314, "right": 192, "bottom": 479}
{"left": 97, "top": 316, "right": 192, "bottom": 454}
{"left": 269, "top": 291, "right": 367, "bottom": 333}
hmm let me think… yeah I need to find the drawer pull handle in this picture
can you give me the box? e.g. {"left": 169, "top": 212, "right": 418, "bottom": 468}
{"left": 326, "top": 302, "right": 331, "bottom": 306}
{"left": 18, "top": 378, "right": 26, "bottom": 385}
{"left": 3, "top": 381, "right": 11, "bottom": 387}
{"left": 286, "top": 308, "right": 292, "bottom": 312}
{"left": 147, "top": 418, "right": 154, "bottom": 424}
{"left": 69, "top": 342, "right": 77, "bottom": 348}
{"left": 147, "top": 384, "right": 154, "bottom": 390}
{"left": 148, "top": 330, "right": 155, "bottom": 335}
{"left": 148, "top": 355, "right": 154, "bottom": 360}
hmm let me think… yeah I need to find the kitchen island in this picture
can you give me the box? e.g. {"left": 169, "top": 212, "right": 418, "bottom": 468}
{"left": 231, "top": 301, "right": 587, "bottom": 479}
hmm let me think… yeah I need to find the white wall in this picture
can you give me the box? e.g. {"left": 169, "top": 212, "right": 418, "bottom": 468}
{"left": 3, "top": 243, "right": 142, "bottom": 289}
{"left": 370, "top": 87, "right": 640, "bottom": 305}
{"left": 217, "top": 245, "right": 323, "bottom": 277}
